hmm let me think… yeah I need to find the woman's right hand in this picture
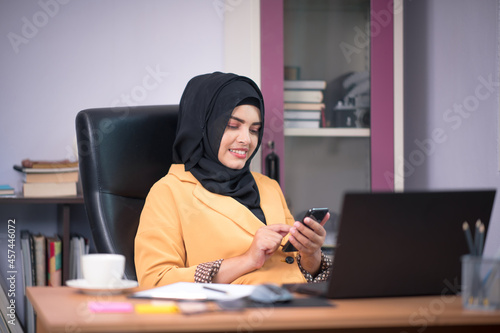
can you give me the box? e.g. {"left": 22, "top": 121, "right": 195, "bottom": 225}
{"left": 244, "top": 224, "right": 291, "bottom": 270}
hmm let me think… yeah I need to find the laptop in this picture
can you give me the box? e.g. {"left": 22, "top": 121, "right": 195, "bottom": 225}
{"left": 285, "top": 189, "right": 496, "bottom": 299}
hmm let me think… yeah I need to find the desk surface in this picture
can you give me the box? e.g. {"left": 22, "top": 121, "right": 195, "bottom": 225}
{"left": 27, "top": 286, "right": 500, "bottom": 333}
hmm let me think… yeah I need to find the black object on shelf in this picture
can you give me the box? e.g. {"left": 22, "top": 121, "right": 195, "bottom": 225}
{"left": 265, "top": 141, "right": 280, "bottom": 184}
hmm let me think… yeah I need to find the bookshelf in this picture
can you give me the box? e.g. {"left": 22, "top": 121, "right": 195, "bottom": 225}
{"left": 261, "top": 0, "right": 397, "bottom": 239}
{"left": 283, "top": 0, "right": 372, "bottom": 218}
{"left": 0, "top": 195, "right": 85, "bottom": 282}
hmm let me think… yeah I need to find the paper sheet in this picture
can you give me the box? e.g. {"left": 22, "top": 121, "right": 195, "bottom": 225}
{"left": 130, "top": 282, "right": 256, "bottom": 301}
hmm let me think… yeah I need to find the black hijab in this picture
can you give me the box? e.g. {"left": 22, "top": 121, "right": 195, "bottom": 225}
{"left": 172, "top": 72, "right": 266, "bottom": 223}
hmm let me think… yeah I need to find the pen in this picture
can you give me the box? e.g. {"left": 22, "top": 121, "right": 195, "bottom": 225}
{"left": 203, "top": 285, "right": 228, "bottom": 294}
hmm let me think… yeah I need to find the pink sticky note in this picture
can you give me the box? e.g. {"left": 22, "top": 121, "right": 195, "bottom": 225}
{"left": 88, "top": 301, "right": 134, "bottom": 313}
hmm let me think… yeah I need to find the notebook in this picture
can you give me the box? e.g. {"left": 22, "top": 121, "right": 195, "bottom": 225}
{"left": 285, "top": 189, "right": 496, "bottom": 299}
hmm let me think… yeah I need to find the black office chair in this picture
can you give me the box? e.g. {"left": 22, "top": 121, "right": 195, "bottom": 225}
{"left": 75, "top": 105, "right": 178, "bottom": 280}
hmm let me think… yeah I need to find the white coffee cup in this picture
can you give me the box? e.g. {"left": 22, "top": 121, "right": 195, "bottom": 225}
{"left": 81, "top": 254, "right": 125, "bottom": 288}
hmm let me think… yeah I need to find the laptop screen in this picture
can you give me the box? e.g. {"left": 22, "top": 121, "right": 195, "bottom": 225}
{"left": 326, "top": 190, "right": 496, "bottom": 299}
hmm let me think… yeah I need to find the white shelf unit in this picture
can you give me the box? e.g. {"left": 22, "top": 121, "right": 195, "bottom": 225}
{"left": 284, "top": 128, "right": 370, "bottom": 137}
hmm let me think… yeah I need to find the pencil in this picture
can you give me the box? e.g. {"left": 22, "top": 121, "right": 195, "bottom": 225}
{"left": 462, "top": 221, "right": 475, "bottom": 255}
{"left": 474, "top": 219, "right": 482, "bottom": 256}
{"left": 478, "top": 223, "right": 485, "bottom": 256}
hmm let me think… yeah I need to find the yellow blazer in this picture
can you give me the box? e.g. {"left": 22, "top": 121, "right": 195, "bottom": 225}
{"left": 135, "top": 164, "right": 307, "bottom": 287}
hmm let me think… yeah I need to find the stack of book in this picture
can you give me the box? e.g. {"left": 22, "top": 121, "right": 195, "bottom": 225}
{"left": 0, "top": 184, "right": 15, "bottom": 197}
{"left": 283, "top": 80, "right": 326, "bottom": 129}
{"left": 14, "top": 159, "right": 79, "bottom": 197}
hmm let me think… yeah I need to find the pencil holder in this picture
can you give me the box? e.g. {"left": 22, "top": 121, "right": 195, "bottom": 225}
{"left": 461, "top": 255, "right": 500, "bottom": 310}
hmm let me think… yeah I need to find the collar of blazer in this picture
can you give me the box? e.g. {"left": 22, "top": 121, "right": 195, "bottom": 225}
{"left": 169, "top": 164, "right": 287, "bottom": 235}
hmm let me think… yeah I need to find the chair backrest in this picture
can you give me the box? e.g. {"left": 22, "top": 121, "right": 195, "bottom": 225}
{"left": 75, "top": 105, "right": 178, "bottom": 280}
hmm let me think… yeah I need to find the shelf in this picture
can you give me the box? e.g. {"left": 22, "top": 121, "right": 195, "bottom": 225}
{"left": 0, "top": 195, "right": 84, "bottom": 204}
{"left": 334, "top": 106, "right": 370, "bottom": 110}
{"left": 284, "top": 127, "right": 370, "bottom": 137}
{"left": 0, "top": 195, "right": 85, "bottom": 283}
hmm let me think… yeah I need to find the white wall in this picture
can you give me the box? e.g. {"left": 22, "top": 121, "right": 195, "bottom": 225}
{"left": 223, "top": 0, "right": 262, "bottom": 172}
{"left": 404, "top": 0, "right": 500, "bottom": 255}
{"left": 0, "top": 0, "right": 227, "bottom": 246}
{"left": 0, "top": 0, "right": 225, "bottom": 191}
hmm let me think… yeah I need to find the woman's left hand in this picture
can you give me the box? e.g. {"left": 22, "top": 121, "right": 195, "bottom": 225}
{"left": 288, "top": 212, "right": 330, "bottom": 275}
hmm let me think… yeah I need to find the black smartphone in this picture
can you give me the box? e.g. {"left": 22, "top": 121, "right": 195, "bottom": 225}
{"left": 282, "top": 208, "right": 329, "bottom": 252}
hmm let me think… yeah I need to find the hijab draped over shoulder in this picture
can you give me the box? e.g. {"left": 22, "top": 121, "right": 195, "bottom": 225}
{"left": 172, "top": 72, "right": 266, "bottom": 223}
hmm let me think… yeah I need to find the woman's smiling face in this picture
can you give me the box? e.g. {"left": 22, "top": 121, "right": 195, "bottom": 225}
{"left": 218, "top": 104, "right": 262, "bottom": 169}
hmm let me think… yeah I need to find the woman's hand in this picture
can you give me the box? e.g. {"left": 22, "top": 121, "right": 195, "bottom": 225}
{"left": 244, "top": 224, "right": 291, "bottom": 270}
{"left": 212, "top": 224, "right": 290, "bottom": 284}
{"left": 288, "top": 212, "right": 330, "bottom": 276}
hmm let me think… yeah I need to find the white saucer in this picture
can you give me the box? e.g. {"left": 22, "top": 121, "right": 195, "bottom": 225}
{"left": 66, "top": 279, "right": 138, "bottom": 295}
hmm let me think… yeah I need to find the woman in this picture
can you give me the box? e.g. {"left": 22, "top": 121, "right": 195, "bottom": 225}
{"left": 135, "top": 72, "right": 331, "bottom": 287}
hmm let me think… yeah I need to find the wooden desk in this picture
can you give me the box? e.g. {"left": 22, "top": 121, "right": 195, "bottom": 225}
{"left": 27, "top": 286, "right": 500, "bottom": 333}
